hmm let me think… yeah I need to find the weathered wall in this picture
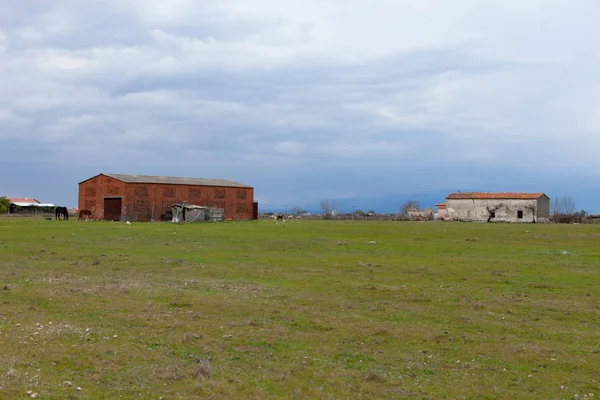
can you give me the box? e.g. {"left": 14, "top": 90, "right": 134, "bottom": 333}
{"left": 446, "top": 198, "right": 542, "bottom": 222}
{"left": 78, "top": 174, "right": 127, "bottom": 220}
{"left": 436, "top": 207, "right": 447, "bottom": 218}
{"left": 121, "top": 183, "right": 254, "bottom": 221}
{"left": 79, "top": 174, "right": 255, "bottom": 221}
{"left": 536, "top": 197, "right": 550, "bottom": 222}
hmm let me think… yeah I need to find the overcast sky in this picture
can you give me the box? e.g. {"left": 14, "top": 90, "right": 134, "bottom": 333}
{"left": 1, "top": 1, "right": 599, "bottom": 211}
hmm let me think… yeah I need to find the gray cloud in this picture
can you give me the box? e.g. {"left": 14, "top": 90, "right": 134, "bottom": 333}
{"left": 1, "top": 0, "right": 599, "bottom": 210}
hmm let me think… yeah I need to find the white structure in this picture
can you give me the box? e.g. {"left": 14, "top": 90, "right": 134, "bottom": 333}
{"left": 171, "top": 203, "right": 224, "bottom": 223}
{"left": 406, "top": 207, "right": 434, "bottom": 219}
{"left": 445, "top": 192, "right": 550, "bottom": 223}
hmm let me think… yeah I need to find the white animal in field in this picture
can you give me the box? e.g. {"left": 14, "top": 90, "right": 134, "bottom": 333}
{"left": 287, "top": 215, "right": 294, "bottom": 220}
{"left": 296, "top": 215, "right": 302, "bottom": 220}
{"left": 269, "top": 215, "right": 277, "bottom": 220}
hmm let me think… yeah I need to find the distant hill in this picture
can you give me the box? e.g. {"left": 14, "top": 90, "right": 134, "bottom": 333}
{"left": 260, "top": 190, "right": 452, "bottom": 214}
{"left": 260, "top": 188, "right": 600, "bottom": 215}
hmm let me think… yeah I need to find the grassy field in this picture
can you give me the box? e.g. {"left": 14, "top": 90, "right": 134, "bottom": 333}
{"left": 1, "top": 218, "right": 599, "bottom": 399}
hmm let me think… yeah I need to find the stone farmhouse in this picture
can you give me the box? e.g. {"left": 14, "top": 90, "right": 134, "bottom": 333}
{"left": 445, "top": 192, "right": 550, "bottom": 223}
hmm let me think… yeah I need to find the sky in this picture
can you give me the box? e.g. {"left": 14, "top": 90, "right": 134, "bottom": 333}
{"left": 1, "top": 0, "right": 599, "bottom": 212}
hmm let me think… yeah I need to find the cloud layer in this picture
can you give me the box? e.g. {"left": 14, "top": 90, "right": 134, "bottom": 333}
{"left": 1, "top": 0, "right": 599, "bottom": 210}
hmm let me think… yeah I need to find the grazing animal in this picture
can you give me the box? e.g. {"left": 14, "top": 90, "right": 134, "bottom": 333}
{"left": 268, "top": 215, "right": 277, "bottom": 220}
{"left": 55, "top": 206, "right": 69, "bottom": 221}
{"left": 79, "top": 209, "right": 92, "bottom": 220}
{"left": 276, "top": 214, "right": 285, "bottom": 221}
{"left": 296, "top": 215, "right": 302, "bottom": 220}
{"left": 287, "top": 215, "right": 294, "bottom": 220}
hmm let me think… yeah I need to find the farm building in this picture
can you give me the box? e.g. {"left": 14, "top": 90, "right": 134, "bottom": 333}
{"left": 406, "top": 207, "right": 435, "bottom": 220}
{"left": 445, "top": 192, "right": 550, "bottom": 223}
{"left": 78, "top": 173, "right": 257, "bottom": 222}
{"left": 8, "top": 197, "right": 56, "bottom": 214}
{"left": 435, "top": 202, "right": 447, "bottom": 219}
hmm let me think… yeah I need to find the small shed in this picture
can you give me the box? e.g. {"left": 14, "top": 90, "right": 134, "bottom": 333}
{"left": 435, "top": 202, "right": 447, "bottom": 218}
{"left": 171, "top": 204, "right": 224, "bottom": 223}
{"left": 8, "top": 198, "right": 56, "bottom": 215}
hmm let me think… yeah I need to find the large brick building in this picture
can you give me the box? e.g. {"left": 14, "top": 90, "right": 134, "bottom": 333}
{"left": 78, "top": 173, "right": 256, "bottom": 221}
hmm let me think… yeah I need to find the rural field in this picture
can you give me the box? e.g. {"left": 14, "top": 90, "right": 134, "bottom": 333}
{"left": 1, "top": 218, "right": 599, "bottom": 399}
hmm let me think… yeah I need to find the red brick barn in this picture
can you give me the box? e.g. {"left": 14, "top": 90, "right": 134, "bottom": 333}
{"left": 78, "top": 173, "right": 257, "bottom": 222}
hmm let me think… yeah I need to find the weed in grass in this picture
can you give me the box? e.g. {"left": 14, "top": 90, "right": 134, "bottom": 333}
{"left": 192, "top": 359, "right": 212, "bottom": 381}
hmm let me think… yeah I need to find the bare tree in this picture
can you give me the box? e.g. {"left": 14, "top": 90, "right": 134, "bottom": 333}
{"left": 551, "top": 196, "right": 581, "bottom": 223}
{"left": 399, "top": 200, "right": 421, "bottom": 217}
{"left": 320, "top": 200, "right": 335, "bottom": 219}
{"left": 551, "top": 196, "right": 577, "bottom": 222}
{"left": 290, "top": 206, "right": 306, "bottom": 215}
{"left": 563, "top": 196, "right": 576, "bottom": 216}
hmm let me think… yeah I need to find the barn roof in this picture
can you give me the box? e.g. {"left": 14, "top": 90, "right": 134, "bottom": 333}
{"left": 80, "top": 173, "right": 252, "bottom": 188}
{"left": 446, "top": 192, "right": 548, "bottom": 200}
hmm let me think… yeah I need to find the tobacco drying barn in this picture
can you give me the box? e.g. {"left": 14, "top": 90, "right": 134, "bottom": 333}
{"left": 78, "top": 173, "right": 256, "bottom": 222}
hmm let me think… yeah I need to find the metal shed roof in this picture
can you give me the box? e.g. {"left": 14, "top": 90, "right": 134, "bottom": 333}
{"left": 87, "top": 173, "right": 252, "bottom": 188}
{"left": 8, "top": 197, "right": 40, "bottom": 204}
{"left": 11, "top": 202, "right": 55, "bottom": 207}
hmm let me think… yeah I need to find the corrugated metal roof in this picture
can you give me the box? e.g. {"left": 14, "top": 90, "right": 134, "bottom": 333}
{"left": 8, "top": 197, "right": 40, "bottom": 204}
{"left": 102, "top": 173, "right": 252, "bottom": 188}
{"left": 446, "top": 192, "right": 547, "bottom": 200}
{"left": 11, "top": 202, "right": 55, "bottom": 207}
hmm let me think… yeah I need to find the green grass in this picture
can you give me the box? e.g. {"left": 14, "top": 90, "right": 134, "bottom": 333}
{"left": 1, "top": 218, "right": 599, "bottom": 399}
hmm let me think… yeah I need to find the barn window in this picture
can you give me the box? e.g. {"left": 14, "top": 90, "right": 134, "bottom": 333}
{"left": 106, "top": 186, "right": 121, "bottom": 196}
{"left": 163, "top": 186, "right": 176, "bottom": 198}
{"left": 134, "top": 186, "right": 149, "bottom": 197}
{"left": 189, "top": 188, "right": 202, "bottom": 199}
{"left": 214, "top": 188, "right": 226, "bottom": 199}
{"left": 517, "top": 210, "right": 523, "bottom": 219}
{"left": 490, "top": 211, "right": 495, "bottom": 218}
{"left": 85, "top": 187, "right": 96, "bottom": 198}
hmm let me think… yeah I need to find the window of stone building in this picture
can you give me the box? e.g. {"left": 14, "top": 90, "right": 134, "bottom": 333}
{"left": 517, "top": 210, "right": 523, "bottom": 219}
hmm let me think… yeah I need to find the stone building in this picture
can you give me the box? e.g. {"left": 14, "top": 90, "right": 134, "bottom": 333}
{"left": 445, "top": 192, "right": 550, "bottom": 223}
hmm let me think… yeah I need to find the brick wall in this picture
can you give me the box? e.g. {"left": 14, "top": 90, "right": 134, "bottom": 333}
{"left": 78, "top": 174, "right": 127, "bottom": 220}
{"left": 79, "top": 174, "right": 254, "bottom": 221}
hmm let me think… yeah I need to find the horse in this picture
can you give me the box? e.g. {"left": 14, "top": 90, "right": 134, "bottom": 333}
{"left": 55, "top": 206, "right": 69, "bottom": 221}
{"left": 276, "top": 214, "right": 285, "bottom": 221}
{"left": 79, "top": 209, "right": 92, "bottom": 220}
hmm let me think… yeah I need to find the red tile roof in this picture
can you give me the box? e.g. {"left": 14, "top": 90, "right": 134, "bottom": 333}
{"left": 8, "top": 197, "right": 40, "bottom": 204}
{"left": 446, "top": 192, "right": 547, "bottom": 200}
{"left": 435, "top": 202, "right": 446, "bottom": 207}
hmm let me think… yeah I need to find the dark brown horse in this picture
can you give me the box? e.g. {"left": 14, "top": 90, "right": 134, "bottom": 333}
{"left": 79, "top": 209, "right": 92, "bottom": 220}
{"left": 55, "top": 206, "right": 69, "bottom": 220}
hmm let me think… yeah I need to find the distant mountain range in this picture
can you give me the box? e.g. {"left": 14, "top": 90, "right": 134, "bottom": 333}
{"left": 261, "top": 188, "right": 600, "bottom": 215}
{"left": 262, "top": 189, "right": 451, "bottom": 214}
